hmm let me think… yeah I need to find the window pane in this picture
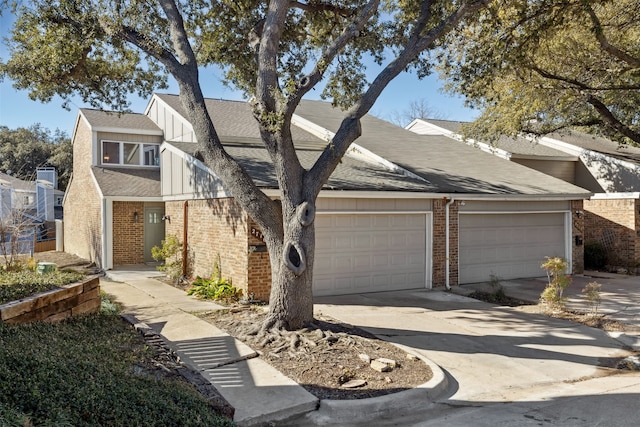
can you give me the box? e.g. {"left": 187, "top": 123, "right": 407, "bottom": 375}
{"left": 143, "top": 144, "right": 159, "bottom": 166}
{"left": 102, "top": 141, "right": 120, "bottom": 164}
{"left": 123, "top": 143, "right": 140, "bottom": 165}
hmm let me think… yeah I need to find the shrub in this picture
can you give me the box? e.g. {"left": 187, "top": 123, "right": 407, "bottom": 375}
{"left": 187, "top": 257, "right": 242, "bottom": 303}
{"left": 584, "top": 243, "right": 607, "bottom": 270}
{"left": 582, "top": 281, "right": 602, "bottom": 316}
{"left": 0, "top": 270, "right": 84, "bottom": 305}
{"left": 540, "top": 256, "right": 571, "bottom": 311}
{"left": 151, "top": 235, "right": 183, "bottom": 282}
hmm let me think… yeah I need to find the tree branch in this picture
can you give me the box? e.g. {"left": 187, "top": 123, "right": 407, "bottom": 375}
{"left": 306, "top": 0, "right": 490, "bottom": 196}
{"left": 285, "top": 0, "right": 381, "bottom": 111}
{"left": 289, "top": 1, "right": 352, "bottom": 17}
{"left": 583, "top": 2, "right": 640, "bottom": 68}
{"left": 585, "top": 95, "right": 640, "bottom": 144}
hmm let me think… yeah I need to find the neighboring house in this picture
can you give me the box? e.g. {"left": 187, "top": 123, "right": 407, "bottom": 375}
{"left": 0, "top": 169, "right": 64, "bottom": 222}
{"left": 64, "top": 95, "right": 590, "bottom": 301}
{"left": 408, "top": 119, "right": 640, "bottom": 269}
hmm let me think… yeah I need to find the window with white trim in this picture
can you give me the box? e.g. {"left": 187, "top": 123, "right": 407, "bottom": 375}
{"left": 101, "top": 141, "right": 160, "bottom": 166}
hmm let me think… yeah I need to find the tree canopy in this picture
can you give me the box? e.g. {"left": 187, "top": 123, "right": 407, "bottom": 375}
{"left": 439, "top": 0, "right": 640, "bottom": 145}
{"left": 1, "top": 0, "right": 490, "bottom": 330}
{"left": 0, "top": 125, "right": 72, "bottom": 190}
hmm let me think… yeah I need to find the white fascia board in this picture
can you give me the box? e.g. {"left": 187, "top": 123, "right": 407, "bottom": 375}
{"left": 444, "top": 132, "right": 512, "bottom": 160}
{"left": 455, "top": 193, "right": 592, "bottom": 201}
{"left": 92, "top": 126, "right": 163, "bottom": 136}
{"left": 406, "top": 119, "right": 457, "bottom": 137}
{"left": 292, "top": 114, "right": 431, "bottom": 184}
{"left": 261, "top": 189, "right": 446, "bottom": 199}
{"left": 590, "top": 192, "right": 640, "bottom": 200}
{"left": 105, "top": 196, "right": 164, "bottom": 202}
{"left": 537, "top": 136, "right": 640, "bottom": 172}
{"left": 291, "top": 114, "right": 334, "bottom": 142}
{"left": 161, "top": 142, "right": 214, "bottom": 177}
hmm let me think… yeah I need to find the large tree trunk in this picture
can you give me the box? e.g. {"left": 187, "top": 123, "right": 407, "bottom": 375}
{"left": 263, "top": 219, "right": 315, "bottom": 330}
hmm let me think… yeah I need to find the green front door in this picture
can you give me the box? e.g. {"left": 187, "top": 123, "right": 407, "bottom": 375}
{"left": 144, "top": 206, "right": 165, "bottom": 263}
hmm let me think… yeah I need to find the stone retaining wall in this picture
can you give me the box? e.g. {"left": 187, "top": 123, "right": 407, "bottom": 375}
{"left": 0, "top": 276, "right": 101, "bottom": 325}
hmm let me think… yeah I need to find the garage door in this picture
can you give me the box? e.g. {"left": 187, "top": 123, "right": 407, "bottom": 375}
{"left": 313, "top": 214, "right": 429, "bottom": 296}
{"left": 459, "top": 213, "right": 567, "bottom": 284}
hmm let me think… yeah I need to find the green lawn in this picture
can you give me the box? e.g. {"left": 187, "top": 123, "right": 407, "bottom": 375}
{"left": 0, "top": 311, "right": 235, "bottom": 426}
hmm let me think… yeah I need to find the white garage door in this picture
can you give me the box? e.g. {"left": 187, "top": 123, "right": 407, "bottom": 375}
{"left": 313, "top": 214, "right": 429, "bottom": 296}
{"left": 459, "top": 213, "right": 567, "bottom": 284}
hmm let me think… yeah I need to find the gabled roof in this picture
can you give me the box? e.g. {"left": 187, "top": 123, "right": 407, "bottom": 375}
{"left": 294, "top": 101, "right": 589, "bottom": 197}
{"left": 91, "top": 166, "right": 160, "bottom": 197}
{"left": 167, "top": 142, "right": 432, "bottom": 192}
{"left": 547, "top": 130, "right": 640, "bottom": 166}
{"left": 80, "top": 109, "right": 163, "bottom": 135}
{"left": 154, "top": 94, "right": 323, "bottom": 146}
{"left": 408, "top": 119, "right": 575, "bottom": 160}
{"left": 0, "top": 171, "right": 36, "bottom": 192}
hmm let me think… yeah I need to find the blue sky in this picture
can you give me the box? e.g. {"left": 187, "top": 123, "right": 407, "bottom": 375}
{"left": 0, "top": 12, "right": 477, "bottom": 137}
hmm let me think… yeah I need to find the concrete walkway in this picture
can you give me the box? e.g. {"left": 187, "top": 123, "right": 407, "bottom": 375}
{"left": 455, "top": 272, "right": 640, "bottom": 350}
{"left": 101, "top": 267, "right": 640, "bottom": 426}
{"left": 101, "top": 267, "right": 317, "bottom": 426}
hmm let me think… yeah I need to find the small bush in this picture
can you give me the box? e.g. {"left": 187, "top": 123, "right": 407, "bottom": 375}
{"left": 584, "top": 243, "right": 607, "bottom": 270}
{"left": 582, "top": 281, "right": 602, "bottom": 316}
{"left": 540, "top": 256, "right": 571, "bottom": 311}
{"left": 187, "top": 257, "right": 242, "bottom": 303}
{"left": 152, "top": 235, "right": 183, "bottom": 282}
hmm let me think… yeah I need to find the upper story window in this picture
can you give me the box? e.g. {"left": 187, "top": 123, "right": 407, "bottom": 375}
{"left": 102, "top": 141, "right": 160, "bottom": 167}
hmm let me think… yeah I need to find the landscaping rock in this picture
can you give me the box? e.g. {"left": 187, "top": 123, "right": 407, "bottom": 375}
{"left": 406, "top": 353, "right": 419, "bottom": 361}
{"left": 359, "top": 353, "right": 371, "bottom": 364}
{"left": 376, "top": 357, "right": 398, "bottom": 368}
{"left": 370, "top": 359, "right": 392, "bottom": 372}
{"left": 341, "top": 379, "right": 367, "bottom": 389}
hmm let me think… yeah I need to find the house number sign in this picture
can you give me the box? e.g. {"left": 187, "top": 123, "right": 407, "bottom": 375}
{"left": 251, "top": 227, "right": 265, "bottom": 242}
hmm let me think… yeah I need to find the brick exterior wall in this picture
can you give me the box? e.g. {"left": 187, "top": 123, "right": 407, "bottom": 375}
{"left": 432, "top": 198, "right": 459, "bottom": 287}
{"left": 584, "top": 198, "right": 639, "bottom": 268}
{"left": 571, "top": 200, "right": 585, "bottom": 274}
{"left": 63, "top": 118, "right": 103, "bottom": 265}
{"left": 112, "top": 201, "right": 145, "bottom": 265}
{"left": 247, "top": 218, "right": 272, "bottom": 301}
{"left": 165, "top": 199, "right": 251, "bottom": 296}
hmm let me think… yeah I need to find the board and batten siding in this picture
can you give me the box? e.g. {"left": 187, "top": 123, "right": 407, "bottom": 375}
{"left": 146, "top": 99, "right": 195, "bottom": 142}
{"left": 161, "top": 148, "right": 226, "bottom": 199}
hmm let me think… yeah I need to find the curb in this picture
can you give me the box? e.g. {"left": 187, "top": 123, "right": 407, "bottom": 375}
{"left": 293, "top": 344, "right": 448, "bottom": 426}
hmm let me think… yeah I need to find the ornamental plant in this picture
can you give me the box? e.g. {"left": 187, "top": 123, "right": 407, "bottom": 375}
{"left": 540, "top": 257, "right": 571, "bottom": 311}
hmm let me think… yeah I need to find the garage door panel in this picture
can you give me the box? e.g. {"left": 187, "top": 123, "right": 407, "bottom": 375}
{"left": 314, "top": 213, "right": 428, "bottom": 296}
{"left": 459, "top": 213, "right": 566, "bottom": 284}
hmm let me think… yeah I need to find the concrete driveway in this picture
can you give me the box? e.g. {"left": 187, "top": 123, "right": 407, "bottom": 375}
{"left": 313, "top": 283, "right": 640, "bottom": 426}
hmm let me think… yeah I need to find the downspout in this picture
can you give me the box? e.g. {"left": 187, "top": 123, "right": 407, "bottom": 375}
{"left": 182, "top": 201, "right": 188, "bottom": 278}
{"left": 445, "top": 197, "right": 455, "bottom": 290}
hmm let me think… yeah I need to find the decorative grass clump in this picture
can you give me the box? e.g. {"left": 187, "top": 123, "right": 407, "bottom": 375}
{"left": 0, "top": 313, "right": 235, "bottom": 427}
{"left": 0, "top": 270, "right": 84, "bottom": 305}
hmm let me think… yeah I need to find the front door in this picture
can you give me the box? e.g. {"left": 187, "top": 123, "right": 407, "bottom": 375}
{"left": 144, "top": 206, "right": 165, "bottom": 263}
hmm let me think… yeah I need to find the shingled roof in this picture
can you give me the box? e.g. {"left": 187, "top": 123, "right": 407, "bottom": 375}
{"left": 91, "top": 166, "right": 160, "bottom": 197}
{"left": 168, "top": 142, "right": 432, "bottom": 192}
{"left": 154, "top": 94, "right": 323, "bottom": 146}
{"left": 80, "top": 109, "right": 163, "bottom": 134}
{"left": 294, "top": 100, "right": 590, "bottom": 197}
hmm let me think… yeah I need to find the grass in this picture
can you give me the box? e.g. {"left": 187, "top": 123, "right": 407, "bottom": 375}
{"left": 0, "top": 311, "right": 235, "bottom": 426}
{"left": 0, "top": 270, "right": 84, "bottom": 305}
